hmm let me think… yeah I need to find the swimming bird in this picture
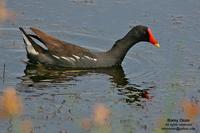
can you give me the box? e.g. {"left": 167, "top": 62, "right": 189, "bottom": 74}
{"left": 19, "top": 25, "right": 160, "bottom": 69}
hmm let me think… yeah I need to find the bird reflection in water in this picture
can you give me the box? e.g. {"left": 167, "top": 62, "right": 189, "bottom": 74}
{"left": 20, "top": 64, "right": 152, "bottom": 104}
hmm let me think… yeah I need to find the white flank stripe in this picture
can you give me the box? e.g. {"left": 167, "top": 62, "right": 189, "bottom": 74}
{"left": 61, "top": 56, "right": 71, "bottom": 61}
{"left": 72, "top": 55, "right": 80, "bottom": 60}
{"left": 68, "top": 57, "right": 76, "bottom": 62}
{"left": 22, "top": 34, "right": 39, "bottom": 55}
{"left": 52, "top": 55, "right": 60, "bottom": 59}
{"left": 84, "top": 55, "right": 97, "bottom": 61}
{"left": 61, "top": 56, "right": 76, "bottom": 63}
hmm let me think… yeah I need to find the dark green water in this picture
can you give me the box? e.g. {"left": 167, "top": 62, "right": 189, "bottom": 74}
{"left": 0, "top": 0, "right": 200, "bottom": 132}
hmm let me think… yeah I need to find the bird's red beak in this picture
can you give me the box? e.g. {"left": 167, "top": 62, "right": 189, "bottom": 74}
{"left": 147, "top": 28, "right": 160, "bottom": 48}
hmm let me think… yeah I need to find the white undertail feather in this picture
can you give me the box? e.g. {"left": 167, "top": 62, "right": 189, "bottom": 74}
{"left": 22, "top": 34, "right": 39, "bottom": 55}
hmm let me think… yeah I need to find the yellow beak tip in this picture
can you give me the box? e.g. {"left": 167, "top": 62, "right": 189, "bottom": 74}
{"left": 155, "top": 43, "right": 160, "bottom": 48}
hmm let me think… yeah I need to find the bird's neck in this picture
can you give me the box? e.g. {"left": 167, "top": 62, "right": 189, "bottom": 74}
{"left": 107, "top": 35, "right": 140, "bottom": 64}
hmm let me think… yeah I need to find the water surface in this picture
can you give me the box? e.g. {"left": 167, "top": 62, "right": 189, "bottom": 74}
{"left": 0, "top": 0, "right": 200, "bottom": 132}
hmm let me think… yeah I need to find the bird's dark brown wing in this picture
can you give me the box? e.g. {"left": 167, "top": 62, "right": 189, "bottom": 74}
{"left": 30, "top": 27, "right": 94, "bottom": 58}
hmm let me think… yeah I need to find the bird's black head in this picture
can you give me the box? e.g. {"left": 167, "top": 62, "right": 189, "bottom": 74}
{"left": 125, "top": 25, "right": 160, "bottom": 48}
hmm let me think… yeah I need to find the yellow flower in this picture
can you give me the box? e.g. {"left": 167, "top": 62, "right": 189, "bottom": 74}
{"left": 0, "top": 87, "right": 23, "bottom": 118}
{"left": 0, "top": 0, "right": 15, "bottom": 22}
{"left": 93, "top": 103, "right": 111, "bottom": 126}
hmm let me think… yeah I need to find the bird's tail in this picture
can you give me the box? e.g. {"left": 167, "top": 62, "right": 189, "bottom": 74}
{"left": 19, "top": 27, "right": 40, "bottom": 56}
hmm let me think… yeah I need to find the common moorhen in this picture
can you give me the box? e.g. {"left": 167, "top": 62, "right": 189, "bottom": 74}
{"left": 19, "top": 25, "right": 159, "bottom": 69}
